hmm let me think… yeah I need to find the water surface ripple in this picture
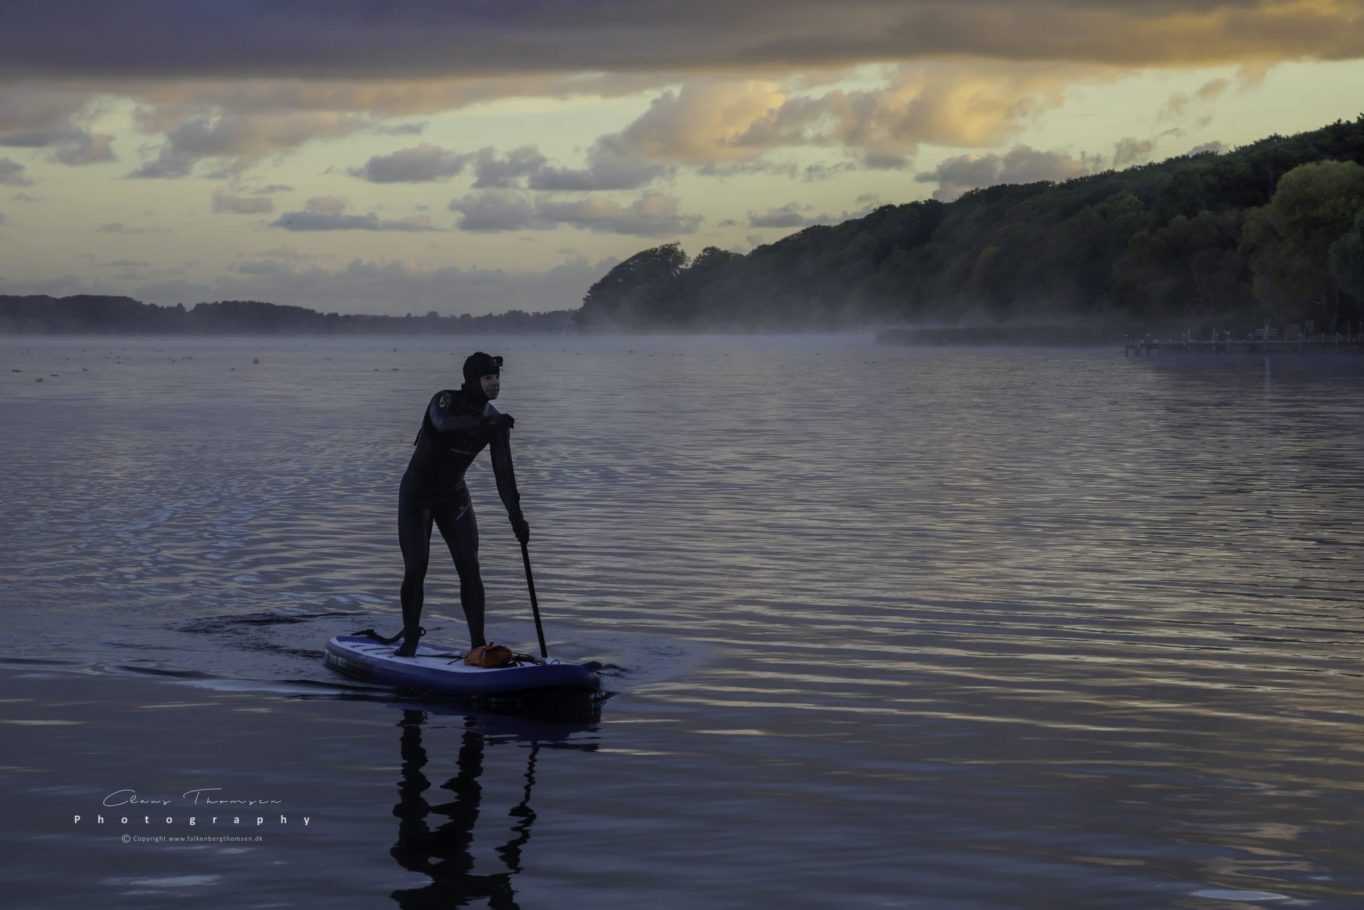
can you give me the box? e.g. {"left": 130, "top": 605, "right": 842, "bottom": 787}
{"left": 2, "top": 335, "right": 1362, "bottom": 909}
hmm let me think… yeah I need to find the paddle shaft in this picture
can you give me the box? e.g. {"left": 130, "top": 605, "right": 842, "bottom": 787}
{"left": 521, "top": 540, "right": 549, "bottom": 658}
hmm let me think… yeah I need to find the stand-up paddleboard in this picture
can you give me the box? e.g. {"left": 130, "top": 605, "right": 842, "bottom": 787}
{"left": 324, "top": 634, "right": 601, "bottom": 697}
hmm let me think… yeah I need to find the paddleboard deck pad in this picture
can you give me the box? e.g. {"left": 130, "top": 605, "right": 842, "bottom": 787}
{"left": 324, "top": 634, "right": 601, "bottom": 697}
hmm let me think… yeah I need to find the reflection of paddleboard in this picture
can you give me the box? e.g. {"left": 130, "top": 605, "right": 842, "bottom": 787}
{"left": 324, "top": 634, "right": 601, "bottom": 697}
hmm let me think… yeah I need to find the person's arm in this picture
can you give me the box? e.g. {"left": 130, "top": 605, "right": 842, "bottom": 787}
{"left": 487, "top": 414, "right": 529, "bottom": 543}
{"left": 425, "top": 392, "right": 485, "bottom": 434}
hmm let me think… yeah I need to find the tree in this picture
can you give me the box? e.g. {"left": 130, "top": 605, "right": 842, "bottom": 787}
{"left": 1117, "top": 209, "right": 1250, "bottom": 326}
{"left": 577, "top": 243, "right": 689, "bottom": 329}
{"left": 1329, "top": 208, "right": 1364, "bottom": 310}
{"left": 1241, "top": 160, "right": 1364, "bottom": 328}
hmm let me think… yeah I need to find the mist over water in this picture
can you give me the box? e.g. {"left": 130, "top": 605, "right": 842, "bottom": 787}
{"left": 2, "top": 334, "right": 1363, "bottom": 909}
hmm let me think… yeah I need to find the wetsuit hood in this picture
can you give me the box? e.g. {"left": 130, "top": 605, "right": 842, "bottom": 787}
{"left": 460, "top": 351, "right": 502, "bottom": 405}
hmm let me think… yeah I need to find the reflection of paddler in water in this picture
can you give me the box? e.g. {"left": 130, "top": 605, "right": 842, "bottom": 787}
{"left": 389, "top": 707, "right": 597, "bottom": 908}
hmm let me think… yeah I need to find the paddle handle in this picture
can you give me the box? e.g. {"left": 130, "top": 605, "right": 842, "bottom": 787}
{"left": 521, "top": 540, "right": 549, "bottom": 659}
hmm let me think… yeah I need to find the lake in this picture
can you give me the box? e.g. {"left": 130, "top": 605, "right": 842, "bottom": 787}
{"left": 2, "top": 334, "right": 1362, "bottom": 909}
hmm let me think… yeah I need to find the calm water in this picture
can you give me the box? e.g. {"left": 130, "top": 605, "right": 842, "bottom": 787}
{"left": 2, "top": 334, "right": 1363, "bottom": 909}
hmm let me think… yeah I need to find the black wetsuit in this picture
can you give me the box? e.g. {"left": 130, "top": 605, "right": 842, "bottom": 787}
{"left": 399, "top": 387, "right": 522, "bottom": 650}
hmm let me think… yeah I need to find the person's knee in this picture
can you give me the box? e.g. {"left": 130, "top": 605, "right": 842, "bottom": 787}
{"left": 453, "top": 556, "right": 481, "bottom": 581}
{"left": 402, "top": 560, "right": 430, "bottom": 583}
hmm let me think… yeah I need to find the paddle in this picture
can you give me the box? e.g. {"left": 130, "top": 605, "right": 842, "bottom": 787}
{"left": 520, "top": 540, "right": 549, "bottom": 659}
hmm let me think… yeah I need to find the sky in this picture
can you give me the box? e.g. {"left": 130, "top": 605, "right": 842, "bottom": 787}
{"left": 1, "top": 1, "right": 1362, "bottom": 317}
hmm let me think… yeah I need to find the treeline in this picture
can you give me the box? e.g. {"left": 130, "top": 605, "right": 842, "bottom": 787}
{"left": 579, "top": 117, "right": 1364, "bottom": 334}
{"left": 0, "top": 296, "right": 575, "bottom": 335}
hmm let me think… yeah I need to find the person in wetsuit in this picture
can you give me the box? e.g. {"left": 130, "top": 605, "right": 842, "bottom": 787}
{"left": 396, "top": 351, "right": 530, "bottom": 657}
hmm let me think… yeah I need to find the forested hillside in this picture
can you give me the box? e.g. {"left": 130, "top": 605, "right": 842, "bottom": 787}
{"left": 579, "top": 117, "right": 1364, "bottom": 334}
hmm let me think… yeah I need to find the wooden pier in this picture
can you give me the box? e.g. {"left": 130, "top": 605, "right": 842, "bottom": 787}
{"left": 1124, "top": 335, "right": 1364, "bottom": 356}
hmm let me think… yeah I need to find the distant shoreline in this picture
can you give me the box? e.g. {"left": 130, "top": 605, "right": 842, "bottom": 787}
{"left": 0, "top": 294, "right": 576, "bottom": 336}
{"left": 875, "top": 324, "right": 1125, "bottom": 347}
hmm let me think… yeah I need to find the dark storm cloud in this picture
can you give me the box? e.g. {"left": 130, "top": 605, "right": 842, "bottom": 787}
{"left": 2, "top": 2, "right": 1361, "bottom": 81}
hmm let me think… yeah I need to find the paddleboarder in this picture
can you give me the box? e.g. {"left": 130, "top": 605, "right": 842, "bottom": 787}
{"left": 395, "top": 351, "right": 530, "bottom": 657}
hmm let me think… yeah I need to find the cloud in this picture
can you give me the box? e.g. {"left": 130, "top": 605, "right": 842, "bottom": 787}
{"left": 271, "top": 196, "right": 438, "bottom": 231}
{"left": 303, "top": 195, "right": 347, "bottom": 215}
{"left": 96, "top": 222, "right": 168, "bottom": 234}
{"left": 537, "top": 192, "right": 701, "bottom": 235}
{"left": 0, "top": 211, "right": 6, "bottom": 225}
{"left": 749, "top": 203, "right": 816, "bottom": 229}
{"left": 530, "top": 135, "right": 671, "bottom": 190}
{"left": 2, "top": 2, "right": 1361, "bottom": 82}
{"left": 373, "top": 120, "right": 426, "bottom": 136}
{"left": 1159, "top": 76, "right": 1233, "bottom": 123}
{"left": 451, "top": 189, "right": 700, "bottom": 235}
{"left": 615, "top": 80, "right": 790, "bottom": 164}
{"left": 454, "top": 140, "right": 668, "bottom": 192}
{"left": 1111, "top": 136, "right": 1157, "bottom": 169}
{"left": 599, "top": 65, "right": 1086, "bottom": 167}
{"left": 0, "top": 86, "right": 90, "bottom": 142}
{"left": 1188, "top": 140, "right": 1226, "bottom": 155}
{"left": 0, "top": 87, "right": 117, "bottom": 167}
{"left": 917, "top": 144, "right": 1093, "bottom": 201}
{"left": 696, "top": 160, "right": 800, "bottom": 179}
{"left": 0, "top": 156, "right": 32, "bottom": 185}
{"left": 349, "top": 142, "right": 473, "bottom": 182}
{"left": 94, "top": 258, "right": 187, "bottom": 282}
{"left": 211, "top": 188, "right": 274, "bottom": 214}
{"left": 118, "top": 72, "right": 671, "bottom": 122}
{"left": 232, "top": 245, "right": 321, "bottom": 265}
{"left": 472, "top": 145, "right": 549, "bottom": 188}
{"left": 11, "top": 191, "right": 41, "bottom": 202}
{"left": 131, "top": 111, "right": 367, "bottom": 177}
{"left": 51, "top": 131, "right": 117, "bottom": 165}
{"left": 449, "top": 189, "right": 536, "bottom": 232}
{"left": 3, "top": 6, "right": 1344, "bottom": 182}
{"left": 863, "top": 151, "right": 909, "bottom": 170}
{"left": 748, "top": 198, "right": 881, "bottom": 229}
{"left": 759, "top": 63, "right": 1080, "bottom": 155}
{"left": 273, "top": 211, "right": 439, "bottom": 231}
